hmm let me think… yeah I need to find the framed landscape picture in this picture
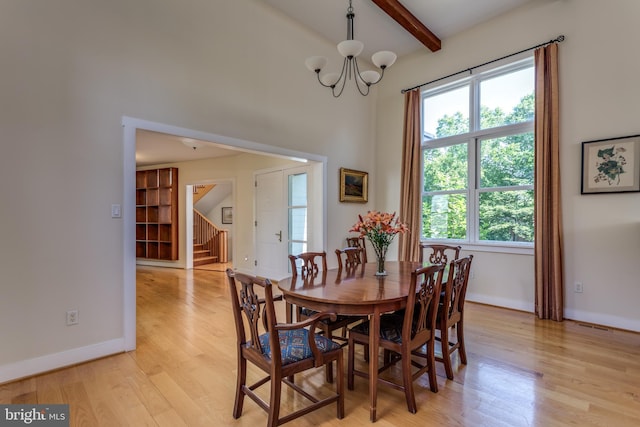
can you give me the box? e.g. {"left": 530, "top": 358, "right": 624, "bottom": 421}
{"left": 340, "top": 168, "right": 368, "bottom": 203}
{"left": 221, "top": 206, "right": 233, "bottom": 224}
{"left": 581, "top": 134, "right": 640, "bottom": 194}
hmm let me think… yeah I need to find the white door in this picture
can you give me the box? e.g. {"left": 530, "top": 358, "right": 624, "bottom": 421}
{"left": 255, "top": 170, "right": 287, "bottom": 279}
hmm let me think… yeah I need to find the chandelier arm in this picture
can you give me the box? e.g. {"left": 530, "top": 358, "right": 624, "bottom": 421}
{"left": 352, "top": 58, "right": 371, "bottom": 96}
{"left": 332, "top": 58, "right": 349, "bottom": 97}
{"left": 370, "top": 66, "right": 387, "bottom": 86}
{"left": 315, "top": 71, "right": 332, "bottom": 88}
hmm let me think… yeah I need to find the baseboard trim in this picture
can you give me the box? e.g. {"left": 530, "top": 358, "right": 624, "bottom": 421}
{"left": 467, "top": 293, "right": 640, "bottom": 333}
{"left": 0, "top": 338, "right": 126, "bottom": 384}
{"left": 466, "top": 292, "right": 533, "bottom": 313}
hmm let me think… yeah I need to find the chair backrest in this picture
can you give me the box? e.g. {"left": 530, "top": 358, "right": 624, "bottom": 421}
{"left": 288, "top": 252, "right": 327, "bottom": 278}
{"left": 403, "top": 264, "right": 445, "bottom": 343}
{"left": 335, "top": 247, "right": 364, "bottom": 271}
{"left": 442, "top": 255, "right": 474, "bottom": 325}
{"left": 226, "top": 269, "right": 281, "bottom": 365}
{"left": 346, "top": 236, "right": 368, "bottom": 263}
{"left": 419, "top": 243, "right": 462, "bottom": 265}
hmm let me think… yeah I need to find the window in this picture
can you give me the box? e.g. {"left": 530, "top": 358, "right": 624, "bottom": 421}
{"left": 288, "top": 172, "right": 308, "bottom": 257}
{"left": 421, "top": 58, "right": 534, "bottom": 247}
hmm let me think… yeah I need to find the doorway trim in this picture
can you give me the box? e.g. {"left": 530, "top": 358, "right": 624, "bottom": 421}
{"left": 122, "top": 116, "right": 327, "bottom": 350}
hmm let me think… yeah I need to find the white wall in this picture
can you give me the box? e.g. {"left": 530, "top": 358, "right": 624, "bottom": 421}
{"left": 0, "top": 0, "right": 377, "bottom": 382}
{"left": 375, "top": 0, "right": 640, "bottom": 330}
{"left": 4, "top": 0, "right": 638, "bottom": 385}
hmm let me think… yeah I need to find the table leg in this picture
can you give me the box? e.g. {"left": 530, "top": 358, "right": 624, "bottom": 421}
{"left": 369, "top": 307, "right": 380, "bottom": 422}
{"left": 285, "top": 302, "right": 293, "bottom": 324}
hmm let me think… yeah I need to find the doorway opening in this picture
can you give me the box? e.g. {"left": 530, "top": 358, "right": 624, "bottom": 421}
{"left": 122, "top": 116, "right": 328, "bottom": 351}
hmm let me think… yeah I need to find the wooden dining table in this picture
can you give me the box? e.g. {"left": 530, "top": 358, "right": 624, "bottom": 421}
{"left": 277, "top": 261, "right": 423, "bottom": 422}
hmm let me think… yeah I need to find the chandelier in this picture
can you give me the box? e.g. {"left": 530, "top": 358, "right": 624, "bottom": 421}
{"left": 305, "top": 0, "right": 397, "bottom": 97}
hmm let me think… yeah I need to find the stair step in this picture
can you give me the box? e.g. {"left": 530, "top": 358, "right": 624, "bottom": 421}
{"left": 194, "top": 256, "right": 218, "bottom": 266}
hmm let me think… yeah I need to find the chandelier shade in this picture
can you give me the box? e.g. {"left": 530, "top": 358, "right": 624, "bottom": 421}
{"left": 306, "top": 0, "right": 396, "bottom": 97}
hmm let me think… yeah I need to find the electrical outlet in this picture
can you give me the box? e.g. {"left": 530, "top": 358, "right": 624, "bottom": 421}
{"left": 66, "top": 310, "right": 79, "bottom": 326}
{"left": 574, "top": 282, "right": 583, "bottom": 293}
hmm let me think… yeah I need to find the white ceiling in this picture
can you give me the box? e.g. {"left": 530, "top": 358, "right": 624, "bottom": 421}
{"left": 136, "top": 0, "right": 534, "bottom": 166}
{"left": 136, "top": 130, "right": 239, "bottom": 166}
{"left": 263, "top": 0, "right": 534, "bottom": 58}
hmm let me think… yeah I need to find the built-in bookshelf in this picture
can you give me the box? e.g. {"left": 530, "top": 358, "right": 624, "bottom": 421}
{"left": 135, "top": 168, "right": 178, "bottom": 260}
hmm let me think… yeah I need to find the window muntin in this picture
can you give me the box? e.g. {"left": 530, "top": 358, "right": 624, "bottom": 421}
{"left": 421, "top": 59, "right": 534, "bottom": 247}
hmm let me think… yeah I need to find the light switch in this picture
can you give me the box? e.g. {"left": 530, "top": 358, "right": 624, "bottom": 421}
{"left": 111, "top": 204, "right": 122, "bottom": 218}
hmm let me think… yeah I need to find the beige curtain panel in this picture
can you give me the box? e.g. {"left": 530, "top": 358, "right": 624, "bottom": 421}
{"left": 399, "top": 89, "right": 422, "bottom": 262}
{"left": 534, "top": 42, "right": 564, "bottom": 321}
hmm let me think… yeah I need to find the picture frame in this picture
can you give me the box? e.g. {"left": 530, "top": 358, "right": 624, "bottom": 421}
{"left": 221, "top": 206, "right": 233, "bottom": 224}
{"left": 581, "top": 134, "right": 640, "bottom": 194}
{"left": 339, "top": 168, "right": 368, "bottom": 203}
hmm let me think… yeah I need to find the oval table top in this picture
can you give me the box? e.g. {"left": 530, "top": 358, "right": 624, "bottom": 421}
{"left": 276, "top": 261, "right": 424, "bottom": 316}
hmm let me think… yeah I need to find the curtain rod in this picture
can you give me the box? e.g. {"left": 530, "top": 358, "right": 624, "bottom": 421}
{"left": 401, "top": 35, "right": 565, "bottom": 94}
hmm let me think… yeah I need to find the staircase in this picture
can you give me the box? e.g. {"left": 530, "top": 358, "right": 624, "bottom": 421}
{"left": 193, "top": 208, "right": 229, "bottom": 267}
{"left": 193, "top": 240, "right": 218, "bottom": 266}
{"left": 191, "top": 184, "right": 229, "bottom": 267}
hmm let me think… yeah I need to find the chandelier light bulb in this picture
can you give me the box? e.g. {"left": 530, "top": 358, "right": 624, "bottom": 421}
{"left": 372, "top": 51, "right": 397, "bottom": 69}
{"left": 305, "top": 56, "right": 327, "bottom": 72}
{"left": 360, "top": 70, "right": 381, "bottom": 85}
{"left": 337, "top": 40, "right": 364, "bottom": 58}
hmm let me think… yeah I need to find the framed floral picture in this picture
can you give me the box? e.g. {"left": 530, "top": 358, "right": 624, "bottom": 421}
{"left": 339, "top": 168, "right": 368, "bottom": 203}
{"left": 581, "top": 134, "right": 640, "bottom": 194}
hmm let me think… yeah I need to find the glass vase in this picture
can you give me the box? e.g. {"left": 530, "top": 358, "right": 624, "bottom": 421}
{"left": 372, "top": 243, "right": 388, "bottom": 276}
{"left": 375, "top": 254, "right": 387, "bottom": 276}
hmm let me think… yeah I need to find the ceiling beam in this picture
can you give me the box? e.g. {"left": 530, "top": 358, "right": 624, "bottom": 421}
{"left": 370, "top": 0, "right": 441, "bottom": 52}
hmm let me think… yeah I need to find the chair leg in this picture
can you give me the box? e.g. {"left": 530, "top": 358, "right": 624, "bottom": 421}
{"left": 335, "top": 354, "right": 345, "bottom": 419}
{"left": 325, "top": 329, "right": 334, "bottom": 383}
{"left": 267, "top": 374, "right": 282, "bottom": 427}
{"left": 347, "top": 335, "right": 355, "bottom": 390}
{"left": 457, "top": 319, "right": 467, "bottom": 365}
{"left": 440, "top": 326, "right": 454, "bottom": 380}
{"left": 233, "top": 356, "right": 246, "bottom": 419}
{"left": 401, "top": 349, "right": 417, "bottom": 413}
{"left": 427, "top": 340, "right": 439, "bottom": 393}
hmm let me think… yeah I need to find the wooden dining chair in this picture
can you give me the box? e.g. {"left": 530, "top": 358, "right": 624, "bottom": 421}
{"left": 346, "top": 236, "right": 368, "bottom": 263}
{"left": 418, "top": 243, "right": 462, "bottom": 265}
{"left": 347, "top": 264, "right": 445, "bottom": 414}
{"left": 289, "top": 251, "right": 361, "bottom": 383}
{"left": 335, "top": 246, "right": 365, "bottom": 271}
{"left": 434, "top": 255, "right": 474, "bottom": 380}
{"left": 226, "top": 269, "right": 344, "bottom": 427}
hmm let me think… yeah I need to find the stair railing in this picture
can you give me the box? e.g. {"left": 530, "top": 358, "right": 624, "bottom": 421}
{"left": 193, "top": 208, "right": 228, "bottom": 263}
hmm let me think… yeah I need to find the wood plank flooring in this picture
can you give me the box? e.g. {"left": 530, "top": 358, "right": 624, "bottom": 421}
{"left": 2, "top": 265, "right": 640, "bottom": 426}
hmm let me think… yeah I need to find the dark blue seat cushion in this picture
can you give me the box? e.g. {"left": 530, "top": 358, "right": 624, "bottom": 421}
{"left": 257, "top": 329, "right": 342, "bottom": 365}
{"left": 350, "top": 314, "right": 405, "bottom": 344}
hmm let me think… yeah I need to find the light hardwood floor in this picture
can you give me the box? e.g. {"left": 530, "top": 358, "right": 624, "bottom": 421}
{"left": 2, "top": 266, "right": 640, "bottom": 426}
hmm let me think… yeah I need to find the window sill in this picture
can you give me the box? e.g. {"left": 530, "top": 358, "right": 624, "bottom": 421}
{"left": 421, "top": 240, "right": 533, "bottom": 256}
{"left": 461, "top": 243, "right": 533, "bottom": 256}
